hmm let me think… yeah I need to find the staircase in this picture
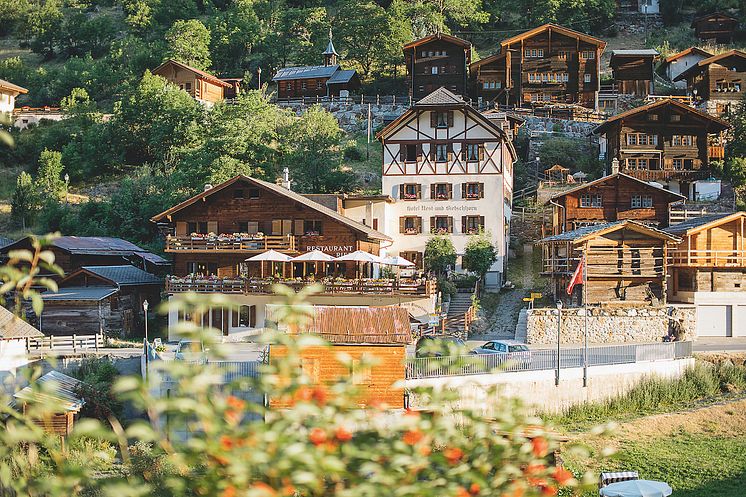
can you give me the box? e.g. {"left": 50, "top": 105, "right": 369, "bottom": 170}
{"left": 443, "top": 291, "right": 476, "bottom": 337}
{"left": 514, "top": 308, "right": 528, "bottom": 343}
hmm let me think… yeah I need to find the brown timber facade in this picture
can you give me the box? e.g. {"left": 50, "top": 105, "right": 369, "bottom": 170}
{"left": 404, "top": 33, "right": 472, "bottom": 100}
{"left": 691, "top": 12, "right": 738, "bottom": 44}
{"left": 674, "top": 50, "right": 746, "bottom": 117}
{"left": 609, "top": 50, "right": 658, "bottom": 97}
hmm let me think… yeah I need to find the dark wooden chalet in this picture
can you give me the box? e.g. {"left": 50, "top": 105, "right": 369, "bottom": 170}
{"left": 0, "top": 236, "right": 169, "bottom": 277}
{"left": 674, "top": 50, "right": 746, "bottom": 117}
{"left": 40, "top": 265, "right": 162, "bottom": 337}
{"left": 404, "top": 33, "right": 472, "bottom": 100}
{"left": 14, "top": 371, "right": 85, "bottom": 439}
{"left": 691, "top": 12, "right": 739, "bottom": 44}
{"left": 592, "top": 98, "right": 730, "bottom": 198}
{"left": 490, "top": 23, "right": 606, "bottom": 109}
{"left": 539, "top": 220, "right": 681, "bottom": 306}
{"left": 150, "top": 175, "right": 392, "bottom": 281}
{"left": 546, "top": 172, "right": 686, "bottom": 235}
{"left": 152, "top": 59, "right": 232, "bottom": 105}
{"left": 272, "top": 34, "right": 360, "bottom": 99}
{"left": 610, "top": 49, "right": 659, "bottom": 96}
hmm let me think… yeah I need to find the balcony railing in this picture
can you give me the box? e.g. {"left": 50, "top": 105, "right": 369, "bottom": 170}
{"left": 708, "top": 145, "right": 725, "bottom": 160}
{"left": 623, "top": 169, "right": 708, "bottom": 181}
{"left": 166, "top": 277, "right": 436, "bottom": 297}
{"left": 669, "top": 249, "right": 746, "bottom": 267}
{"left": 165, "top": 235, "right": 297, "bottom": 253}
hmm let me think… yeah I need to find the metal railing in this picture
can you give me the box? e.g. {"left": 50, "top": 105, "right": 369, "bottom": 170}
{"left": 165, "top": 235, "right": 297, "bottom": 253}
{"left": 157, "top": 360, "right": 261, "bottom": 385}
{"left": 25, "top": 334, "right": 103, "bottom": 353}
{"left": 274, "top": 95, "right": 411, "bottom": 106}
{"left": 405, "top": 341, "right": 693, "bottom": 379}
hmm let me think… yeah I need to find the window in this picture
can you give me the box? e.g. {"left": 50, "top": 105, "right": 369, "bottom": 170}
{"left": 584, "top": 73, "right": 592, "bottom": 83}
{"left": 435, "top": 143, "right": 450, "bottom": 162}
{"left": 301, "top": 81, "right": 307, "bottom": 90}
{"left": 431, "top": 216, "right": 453, "bottom": 233}
{"left": 626, "top": 133, "right": 658, "bottom": 146}
{"left": 248, "top": 188, "right": 261, "bottom": 199}
{"left": 715, "top": 81, "right": 741, "bottom": 92}
{"left": 316, "top": 81, "right": 323, "bottom": 90}
{"left": 237, "top": 221, "right": 249, "bottom": 232}
{"left": 431, "top": 66, "right": 439, "bottom": 75}
{"left": 670, "top": 114, "right": 681, "bottom": 122}
{"left": 400, "top": 251, "right": 423, "bottom": 269}
{"left": 400, "top": 143, "right": 419, "bottom": 162}
{"left": 463, "top": 182, "right": 483, "bottom": 199}
{"left": 462, "top": 143, "right": 481, "bottom": 162}
{"left": 684, "top": 159, "right": 693, "bottom": 170}
{"left": 462, "top": 215, "right": 485, "bottom": 234}
{"left": 558, "top": 50, "right": 569, "bottom": 60}
{"left": 401, "top": 183, "right": 420, "bottom": 200}
{"left": 579, "top": 194, "right": 602, "bottom": 208}
{"left": 432, "top": 183, "right": 451, "bottom": 200}
{"left": 352, "top": 359, "right": 372, "bottom": 385}
{"left": 631, "top": 195, "right": 653, "bottom": 208}
{"left": 648, "top": 113, "right": 659, "bottom": 121}
{"left": 400, "top": 216, "right": 421, "bottom": 234}
{"left": 672, "top": 135, "right": 693, "bottom": 146}
{"left": 432, "top": 111, "right": 452, "bottom": 128}
{"left": 421, "top": 51, "right": 427, "bottom": 57}
{"left": 581, "top": 51, "right": 595, "bottom": 60}
{"left": 186, "top": 262, "right": 218, "bottom": 275}
{"left": 233, "top": 189, "right": 245, "bottom": 199}
{"left": 303, "top": 220, "right": 322, "bottom": 236}
{"left": 237, "top": 305, "right": 256, "bottom": 328}
{"left": 187, "top": 221, "right": 209, "bottom": 234}
{"left": 672, "top": 158, "right": 683, "bottom": 170}
{"left": 627, "top": 158, "right": 651, "bottom": 170}
{"left": 185, "top": 82, "right": 192, "bottom": 91}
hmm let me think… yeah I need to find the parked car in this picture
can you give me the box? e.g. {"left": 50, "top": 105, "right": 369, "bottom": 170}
{"left": 471, "top": 340, "right": 532, "bottom": 368}
{"left": 174, "top": 339, "right": 208, "bottom": 364}
{"left": 415, "top": 335, "right": 469, "bottom": 358}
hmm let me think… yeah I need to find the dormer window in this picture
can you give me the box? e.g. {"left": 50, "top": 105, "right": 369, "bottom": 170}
{"left": 432, "top": 111, "right": 453, "bottom": 128}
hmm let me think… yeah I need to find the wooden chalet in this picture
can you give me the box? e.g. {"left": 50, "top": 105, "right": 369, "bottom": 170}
{"left": 539, "top": 220, "right": 681, "bottom": 306}
{"left": 592, "top": 98, "right": 730, "bottom": 198}
{"left": 0, "top": 78, "right": 28, "bottom": 114}
{"left": 691, "top": 12, "right": 739, "bottom": 44}
{"left": 674, "top": 50, "right": 746, "bottom": 117}
{"left": 610, "top": 49, "right": 659, "bottom": 97}
{"left": 661, "top": 47, "right": 713, "bottom": 89}
{"left": 152, "top": 59, "right": 232, "bottom": 105}
{"left": 40, "top": 265, "right": 162, "bottom": 337}
{"left": 481, "top": 23, "right": 606, "bottom": 109}
{"left": 269, "top": 306, "right": 411, "bottom": 408}
{"left": 13, "top": 371, "right": 84, "bottom": 439}
{"left": 272, "top": 33, "right": 360, "bottom": 99}
{"left": 0, "top": 236, "right": 169, "bottom": 277}
{"left": 404, "top": 33, "right": 472, "bottom": 100}
{"left": 546, "top": 172, "right": 686, "bottom": 235}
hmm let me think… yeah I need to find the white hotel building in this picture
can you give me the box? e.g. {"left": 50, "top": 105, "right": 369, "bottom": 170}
{"left": 373, "top": 88, "right": 517, "bottom": 288}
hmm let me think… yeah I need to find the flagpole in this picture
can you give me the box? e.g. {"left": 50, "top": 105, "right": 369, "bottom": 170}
{"left": 583, "top": 246, "right": 588, "bottom": 388}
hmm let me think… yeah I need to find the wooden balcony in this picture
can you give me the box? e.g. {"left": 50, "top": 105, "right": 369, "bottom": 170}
{"left": 165, "top": 235, "right": 298, "bottom": 253}
{"left": 623, "top": 169, "right": 708, "bottom": 182}
{"left": 669, "top": 250, "right": 746, "bottom": 268}
{"left": 708, "top": 145, "right": 725, "bottom": 160}
{"left": 166, "top": 277, "right": 436, "bottom": 297}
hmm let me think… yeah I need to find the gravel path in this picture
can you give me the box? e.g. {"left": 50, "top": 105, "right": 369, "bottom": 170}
{"left": 470, "top": 288, "right": 528, "bottom": 341}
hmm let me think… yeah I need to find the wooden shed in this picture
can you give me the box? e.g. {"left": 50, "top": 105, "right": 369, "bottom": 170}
{"left": 269, "top": 306, "right": 412, "bottom": 409}
{"left": 691, "top": 12, "right": 739, "bottom": 44}
{"left": 610, "top": 49, "right": 659, "bottom": 97}
{"left": 14, "top": 371, "right": 85, "bottom": 438}
{"left": 539, "top": 220, "right": 681, "bottom": 306}
{"left": 152, "top": 59, "right": 231, "bottom": 104}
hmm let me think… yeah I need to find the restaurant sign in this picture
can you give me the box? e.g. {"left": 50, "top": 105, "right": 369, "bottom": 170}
{"left": 306, "top": 244, "right": 355, "bottom": 257}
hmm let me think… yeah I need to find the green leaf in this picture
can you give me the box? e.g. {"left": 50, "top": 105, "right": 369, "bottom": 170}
{"left": 8, "top": 250, "right": 33, "bottom": 263}
{"left": 30, "top": 293, "right": 43, "bottom": 317}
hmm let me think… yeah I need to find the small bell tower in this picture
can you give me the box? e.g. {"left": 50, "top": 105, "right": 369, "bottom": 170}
{"left": 323, "top": 28, "right": 338, "bottom": 67}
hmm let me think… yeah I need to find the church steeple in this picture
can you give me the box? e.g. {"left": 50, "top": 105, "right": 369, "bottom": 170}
{"left": 323, "top": 28, "right": 338, "bottom": 67}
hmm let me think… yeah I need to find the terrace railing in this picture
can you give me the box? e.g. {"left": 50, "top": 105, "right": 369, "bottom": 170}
{"left": 25, "top": 334, "right": 104, "bottom": 353}
{"left": 406, "top": 341, "right": 693, "bottom": 379}
{"left": 668, "top": 249, "right": 746, "bottom": 267}
{"left": 165, "top": 235, "right": 297, "bottom": 253}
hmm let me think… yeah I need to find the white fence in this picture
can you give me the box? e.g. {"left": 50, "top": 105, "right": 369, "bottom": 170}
{"left": 26, "top": 334, "right": 104, "bottom": 353}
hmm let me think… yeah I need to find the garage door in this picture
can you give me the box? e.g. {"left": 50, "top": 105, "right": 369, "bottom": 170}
{"left": 696, "top": 305, "right": 732, "bottom": 337}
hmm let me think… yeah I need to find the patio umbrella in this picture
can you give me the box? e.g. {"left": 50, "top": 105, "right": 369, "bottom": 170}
{"left": 246, "top": 250, "right": 292, "bottom": 278}
{"left": 600, "top": 480, "right": 672, "bottom": 497}
{"left": 335, "top": 250, "right": 381, "bottom": 278}
{"left": 291, "top": 250, "right": 335, "bottom": 277}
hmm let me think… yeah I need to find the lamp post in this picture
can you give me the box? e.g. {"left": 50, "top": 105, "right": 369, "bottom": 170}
{"left": 143, "top": 300, "right": 149, "bottom": 379}
{"left": 64, "top": 173, "right": 69, "bottom": 204}
{"left": 555, "top": 299, "right": 563, "bottom": 386}
{"left": 257, "top": 67, "right": 262, "bottom": 89}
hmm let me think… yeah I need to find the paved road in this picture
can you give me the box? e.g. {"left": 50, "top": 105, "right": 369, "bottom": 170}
{"left": 693, "top": 338, "right": 746, "bottom": 353}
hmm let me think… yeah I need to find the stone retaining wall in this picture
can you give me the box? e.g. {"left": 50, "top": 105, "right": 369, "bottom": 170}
{"left": 279, "top": 101, "right": 409, "bottom": 133}
{"left": 525, "top": 305, "right": 698, "bottom": 345}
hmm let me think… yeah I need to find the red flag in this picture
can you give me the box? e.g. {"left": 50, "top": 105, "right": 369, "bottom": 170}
{"left": 566, "top": 255, "right": 585, "bottom": 295}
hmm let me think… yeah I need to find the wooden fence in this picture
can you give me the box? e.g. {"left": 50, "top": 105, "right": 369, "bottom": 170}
{"left": 669, "top": 207, "right": 726, "bottom": 224}
{"left": 25, "top": 334, "right": 104, "bottom": 353}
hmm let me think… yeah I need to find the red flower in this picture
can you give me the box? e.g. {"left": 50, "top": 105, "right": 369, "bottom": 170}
{"left": 251, "top": 482, "right": 278, "bottom": 497}
{"left": 443, "top": 447, "right": 464, "bottom": 465}
{"left": 222, "top": 485, "right": 236, "bottom": 497}
{"left": 532, "top": 437, "right": 549, "bottom": 458}
{"left": 226, "top": 395, "right": 246, "bottom": 411}
{"left": 334, "top": 427, "right": 353, "bottom": 442}
{"left": 403, "top": 429, "right": 424, "bottom": 445}
{"left": 540, "top": 485, "right": 557, "bottom": 496}
{"left": 419, "top": 445, "right": 432, "bottom": 457}
{"left": 311, "top": 386, "right": 328, "bottom": 405}
{"left": 469, "top": 483, "right": 481, "bottom": 495}
{"left": 220, "top": 435, "right": 234, "bottom": 450}
{"left": 281, "top": 483, "right": 296, "bottom": 496}
{"left": 525, "top": 463, "right": 546, "bottom": 476}
{"left": 309, "top": 428, "right": 327, "bottom": 446}
{"left": 293, "top": 386, "right": 313, "bottom": 403}
{"left": 501, "top": 486, "right": 524, "bottom": 497}
{"left": 552, "top": 466, "right": 574, "bottom": 486}
{"left": 456, "top": 487, "right": 470, "bottom": 497}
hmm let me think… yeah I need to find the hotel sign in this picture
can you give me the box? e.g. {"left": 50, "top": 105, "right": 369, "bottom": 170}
{"left": 405, "top": 203, "right": 478, "bottom": 213}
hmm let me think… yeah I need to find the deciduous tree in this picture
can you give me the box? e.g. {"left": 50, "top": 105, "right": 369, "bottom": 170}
{"left": 462, "top": 230, "right": 498, "bottom": 280}
{"left": 165, "top": 19, "right": 212, "bottom": 70}
{"left": 424, "top": 235, "right": 457, "bottom": 276}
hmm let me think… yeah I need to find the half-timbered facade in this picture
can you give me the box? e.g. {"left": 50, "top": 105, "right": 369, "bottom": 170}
{"left": 610, "top": 49, "right": 659, "bottom": 97}
{"left": 539, "top": 220, "right": 681, "bottom": 306}
{"left": 377, "top": 88, "right": 517, "bottom": 287}
{"left": 592, "top": 98, "right": 730, "bottom": 199}
{"left": 691, "top": 12, "right": 738, "bottom": 44}
{"left": 151, "top": 175, "right": 437, "bottom": 340}
{"left": 665, "top": 212, "right": 746, "bottom": 337}
{"left": 487, "top": 23, "right": 606, "bottom": 109}
{"left": 546, "top": 172, "right": 686, "bottom": 235}
{"left": 674, "top": 50, "right": 746, "bottom": 117}
{"left": 404, "top": 33, "right": 472, "bottom": 100}
{"left": 152, "top": 59, "right": 231, "bottom": 105}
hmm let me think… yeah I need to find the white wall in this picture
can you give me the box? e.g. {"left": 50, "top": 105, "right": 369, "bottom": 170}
{"left": 666, "top": 53, "right": 710, "bottom": 89}
{"left": 0, "top": 91, "right": 16, "bottom": 114}
{"left": 638, "top": 0, "right": 659, "bottom": 14}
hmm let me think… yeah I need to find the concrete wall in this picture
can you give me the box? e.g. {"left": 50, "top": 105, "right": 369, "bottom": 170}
{"left": 406, "top": 357, "right": 695, "bottom": 414}
{"left": 525, "top": 306, "right": 697, "bottom": 345}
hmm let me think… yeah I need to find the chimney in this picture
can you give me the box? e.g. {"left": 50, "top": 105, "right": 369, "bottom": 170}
{"left": 281, "top": 167, "right": 292, "bottom": 190}
{"left": 204, "top": 183, "right": 214, "bottom": 192}
{"left": 610, "top": 158, "right": 620, "bottom": 175}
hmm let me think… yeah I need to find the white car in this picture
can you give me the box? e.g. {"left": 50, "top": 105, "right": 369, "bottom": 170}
{"left": 471, "top": 340, "right": 532, "bottom": 367}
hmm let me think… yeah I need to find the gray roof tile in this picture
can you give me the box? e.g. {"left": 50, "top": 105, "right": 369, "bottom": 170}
{"left": 82, "top": 265, "right": 162, "bottom": 286}
{"left": 272, "top": 65, "right": 340, "bottom": 81}
{"left": 41, "top": 286, "right": 118, "bottom": 302}
{"left": 664, "top": 213, "right": 735, "bottom": 234}
{"left": 327, "top": 69, "right": 356, "bottom": 84}
{"left": 0, "top": 306, "right": 43, "bottom": 338}
{"left": 416, "top": 87, "right": 465, "bottom": 106}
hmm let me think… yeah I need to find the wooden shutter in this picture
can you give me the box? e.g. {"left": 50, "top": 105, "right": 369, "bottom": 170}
{"left": 282, "top": 219, "right": 292, "bottom": 235}
{"left": 416, "top": 217, "right": 422, "bottom": 233}
{"left": 430, "top": 112, "right": 437, "bottom": 128}
{"left": 207, "top": 221, "right": 218, "bottom": 234}
{"left": 271, "top": 219, "right": 282, "bottom": 235}
{"left": 479, "top": 182, "right": 485, "bottom": 198}
{"left": 429, "top": 144, "right": 435, "bottom": 161}
{"left": 447, "top": 111, "right": 454, "bottom": 127}
{"left": 461, "top": 183, "right": 466, "bottom": 199}
{"left": 447, "top": 216, "right": 454, "bottom": 233}
{"left": 399, "top": 184, "right": 404, "bottom": 199}
{"left": 372, "top": 218, "right": 378, "bottom": 230}
{"left": 250, "top": 305, "right": 257, "bottom": 328}
{"left": 175, "top": 222, "right": 187, "bottom": 236}
{"left": 460, "top": 145, "right": 467, "bottom": 161}
{"left": 462, "top": 217, "right": 467, "bottom": 234}
{"left": 479, "top": 144, "right": 485, "bottom": 161}
{"left": 416, "top": 184, "right": 422, "bottom": 199}
{"left": 399, "top": 144, "right": 407, "bottom": 162}
{"left": 430, "top": 184, "right": 436, "bottom": 199}
{"left": 399, "top": 217, "right": 406, "bottom": 233}
{"left": 430, "top": 217, "right": 435, "bottom": 232}
{"left": 447, "top": 183, "right": 453, "bottom": 199}
{"left": 479, "top": 216, "right": 485, "bottom": 229}
{"left": 294, "top": 219, "right": 304, "bottom": 235}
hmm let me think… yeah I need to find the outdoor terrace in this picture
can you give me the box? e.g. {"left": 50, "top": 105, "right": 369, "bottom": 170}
{"left": 668, "top": 249, "right": 746, "bottom": 267}
{"left": 165, "top": 234, "right": 298, "bottom": 253}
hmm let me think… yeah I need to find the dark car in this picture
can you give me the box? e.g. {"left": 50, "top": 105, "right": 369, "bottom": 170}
{"left": 415, "top": 335, "right": 469, "bottom": 358}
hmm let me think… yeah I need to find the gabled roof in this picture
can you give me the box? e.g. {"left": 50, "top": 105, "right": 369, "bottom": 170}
{"left": 41, "top": 286, "right": 118, "bottom": 302}
{"left": 150, "top": 176, "right": 392, "bottom": 242}
{"left": 692, "top": 11, "right": 738, "bottom": 26}
{"left": 416, "top": 87, "right": 465, "bottom": 106}
{"left": 469, "top": 51, "right": 508, "bottom": 70}
{"left": 326, "top": 69, "right": 357, "bottom": 85}
{"left": 70, "top": 265, "right": 162, "bottom": 286}
{"left": 152, "top": 59, "right": 232, "bottom": 87}
{"left": 0, "top": 306, "right": 42, "bottom": 339}
{"left": 592, "top": 98, "right": 730, "bottom": 135}
{"left": 1, "top": 236, "right": 164, "bottom": 260}
{"left": 664, "top": 211, "right": 745, "bottom": 235}
{"left": 674, "top": 50, "right": 746, "bottom": 82}
{"left": 539, "top": 220, "right": 681, "bottom": 244}
{"left": 611, "top": 49, "right": 659, "bottom": 57}
{"left": 272, "top": 65, "right": 340, "bottom": 81}
{"left": 14, "top": 371, "right": 85, "bottom": 412}
{"left": 0, "top": 78, "right": 28, "bottom": 94}
{"left": 548, "top": 172, "right": 686, "bottom": 203}
{"left": 403, "top": 32, "right": 471, "bottom": 50}
{"left": 663, "top": 47, "right": 713, "bottom": 64}
{"left": 500, "top": 23, "right": 606, "bottom": 49}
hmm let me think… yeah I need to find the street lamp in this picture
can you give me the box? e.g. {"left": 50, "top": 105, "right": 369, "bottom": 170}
{"left": 555, "top": 299, "right": 563, "bottom": 386}
{"left": 257, "top": 67, "right": 262, "bottom": 89}
{"left": 143, "top": 300, "right": 149, "bottom": 378}
{"left": 64, "top": 173, "right": 69, "bottom": 204}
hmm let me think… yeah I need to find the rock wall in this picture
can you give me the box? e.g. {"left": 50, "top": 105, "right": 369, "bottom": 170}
{"left": 522, "top": 117, "right": 600, "bottom": 163}
{"left": 279, "top": 101, "right": 410, "bottom": 133}
{"left": 525, "top": 305, "right": 698, "bottom": 345}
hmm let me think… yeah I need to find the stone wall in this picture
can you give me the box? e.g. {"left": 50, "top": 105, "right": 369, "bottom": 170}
{"left": 525, "top": 306, "right": 698, "bottom": 345}
{"left": 279, "top": 101, "right": 409, "bottom": 133}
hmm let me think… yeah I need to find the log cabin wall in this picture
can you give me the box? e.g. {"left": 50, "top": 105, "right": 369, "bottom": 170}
{"left": 406, "top": 38, "right": 470, "bottom": 99}
{"left": 469, "top": 53, "right": 510, "bottom": 104}
{"left": 610, "top": 55, "right": 655, "bottom": 96}
{"left": 276, "top": 77, "right": 330, "bottom": 99}
{"left": 693, "top": 14, "right": 738, "bottom": 43}
{"left": 41, "top": 298, "right": 115, "bottom": 336}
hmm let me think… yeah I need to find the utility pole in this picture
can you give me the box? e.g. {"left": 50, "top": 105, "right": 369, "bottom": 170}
{"left": 555, "top": 299, "right": 563, "bottom": 386}
{"left": 367, "top": 103, "right": 371, "bottom": 160}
